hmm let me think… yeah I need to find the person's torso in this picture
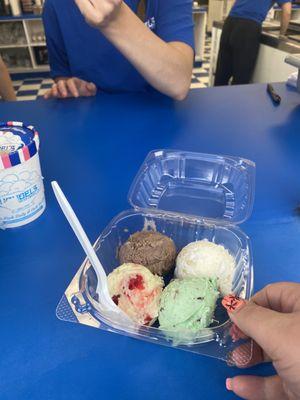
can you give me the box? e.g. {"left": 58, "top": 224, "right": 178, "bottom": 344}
{"left": 229, "top": 0, "right": 276, "bottom": 24}
{"left": 50, "top": 0, "right": 159, "bottom": 93}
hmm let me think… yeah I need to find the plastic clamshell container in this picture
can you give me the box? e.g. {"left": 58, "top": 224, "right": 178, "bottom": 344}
{"left": 57, "top": 150, "right": 255, "bottom": 361}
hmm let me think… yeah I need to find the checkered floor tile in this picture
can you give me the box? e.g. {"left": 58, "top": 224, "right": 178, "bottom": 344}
{"left": 13, "top": 78, "right": 53, "bottom": 101}
{"left": 191, "top": 36, "right": 211, "bottom": 89}
{"left": 12, "top": 36, "right": 211, "bottom": 100}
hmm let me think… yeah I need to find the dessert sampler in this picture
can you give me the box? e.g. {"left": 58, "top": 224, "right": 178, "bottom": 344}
{"left": 107, "top": 231, "right": 236, "bottom": 335}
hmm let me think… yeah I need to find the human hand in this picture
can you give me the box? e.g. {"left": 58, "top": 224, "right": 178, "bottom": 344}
{"left": 44, "top": 77, "right": 97, "bottom": 99}
{"left": 222, "top": 283, "right": 300, "bottom": 400}
{"left": 74, "top": 0, "right": 122, "bottom": 29}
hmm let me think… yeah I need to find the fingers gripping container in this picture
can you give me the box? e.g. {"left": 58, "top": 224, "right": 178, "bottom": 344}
{"left": 57, "top": 150, "right": 255, "bottom": 365}
{"left": 0, "top": 121, "right": 46, "bottom": 228}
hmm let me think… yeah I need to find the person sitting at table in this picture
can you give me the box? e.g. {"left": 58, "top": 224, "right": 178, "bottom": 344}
{"left": 214, "top": 0, "right": 292, "bottom": 86}
{"left": 0, "top": 55, "right": 16, "bottom": 101}
{"left": 43, "top": 0, "right": 194, "bottom": 101}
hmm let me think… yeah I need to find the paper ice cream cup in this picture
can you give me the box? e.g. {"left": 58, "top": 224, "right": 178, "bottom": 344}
{"left": 0, "top": 121, "right": 46, "bottom": 229}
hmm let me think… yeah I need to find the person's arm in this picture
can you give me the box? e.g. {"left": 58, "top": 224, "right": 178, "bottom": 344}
{"left": 75, "top": 0, "right": 194, "bottom": 100}
{"left": 0, "top": 57, "right": 16, "bottom": 101}
{"left": 279, "top": 1, "right": 292, "bottom": 36}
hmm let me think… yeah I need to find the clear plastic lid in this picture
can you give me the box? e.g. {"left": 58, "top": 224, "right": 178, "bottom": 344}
{"left": 128, "top": 150, "right": 255, "bottom": 225}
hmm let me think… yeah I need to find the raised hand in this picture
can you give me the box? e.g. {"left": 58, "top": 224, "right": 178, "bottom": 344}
{"left": 74, "top": 0, "right": 122, "bottom": 29}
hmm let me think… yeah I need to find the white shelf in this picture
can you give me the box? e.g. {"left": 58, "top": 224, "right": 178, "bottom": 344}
{"left": 0, "top": 43, "right": 27, "bottom": 49}
{"left": 8, "top": 66, "right": 34, "bottom": 73}
{"left": 33, "top": 65, "right": 49, "bottom": 71}
{"left": 29, "top": 42, "right": 46, "bottom": 47}
{"left": 0, "top": 15, "right": 49, "bottom": 74}
{"left": 7, "top": 65, "right": 49, "bottom": 73}
{"left": 0, "top": 14, "right": 43, "bottom": 21}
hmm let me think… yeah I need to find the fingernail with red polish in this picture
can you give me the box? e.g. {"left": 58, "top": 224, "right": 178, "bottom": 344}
{"left": 226, "top": 378, "right": 233, "bottom": 391}
{"left": 222, "top": 294, "right": 246, "bottom": 313}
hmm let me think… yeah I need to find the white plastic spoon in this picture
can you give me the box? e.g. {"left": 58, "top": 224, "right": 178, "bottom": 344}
{"left": 51, "top": 181, "right": 135, "bottom": 327}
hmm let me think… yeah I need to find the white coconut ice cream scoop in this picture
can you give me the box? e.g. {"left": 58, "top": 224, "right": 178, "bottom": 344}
{"left": 175, "top": 240, "right": 235, "bottom": 295}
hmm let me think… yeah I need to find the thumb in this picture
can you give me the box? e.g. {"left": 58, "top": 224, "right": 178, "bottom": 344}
{"left": 222, "top": 295, "right": 288, "bottom": 360}
{"left": 226, "top": 375, "right": 288, "bottom": 400}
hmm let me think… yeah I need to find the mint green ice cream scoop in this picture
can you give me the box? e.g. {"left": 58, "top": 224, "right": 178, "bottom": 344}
{"left": 158, "top": 277, "right": 219, "bottom": 333}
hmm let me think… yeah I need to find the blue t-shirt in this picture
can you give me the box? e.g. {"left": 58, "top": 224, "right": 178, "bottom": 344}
{"left": 43, "top": 0, "right": 194, "bottom": 93}
{"left": 230, "top": 0, "right": 291, "bottom": 24}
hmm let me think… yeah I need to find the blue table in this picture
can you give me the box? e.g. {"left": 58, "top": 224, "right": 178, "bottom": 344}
{"left": 1, "top": 83, "right": 300, "bottom": 400}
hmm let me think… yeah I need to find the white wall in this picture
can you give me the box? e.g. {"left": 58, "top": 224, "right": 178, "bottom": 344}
{"left": 252, "top": 44, "right": 296, "bottom": 83}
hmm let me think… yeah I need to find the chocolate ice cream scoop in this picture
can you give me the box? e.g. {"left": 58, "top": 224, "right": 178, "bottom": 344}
{"left": 118, "top": 231, "right": 176, "bottom": 276}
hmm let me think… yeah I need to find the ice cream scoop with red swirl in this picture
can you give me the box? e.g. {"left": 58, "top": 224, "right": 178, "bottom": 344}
{"left": 107, "top": 263, "right": 164, "bottom": 326}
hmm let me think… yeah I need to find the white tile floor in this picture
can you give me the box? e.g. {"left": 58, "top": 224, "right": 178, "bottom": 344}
{"left": 12, "top": 37, "right": 211, "bottom": 101}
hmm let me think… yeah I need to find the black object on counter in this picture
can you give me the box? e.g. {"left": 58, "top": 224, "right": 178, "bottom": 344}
{"left": 267, "top": 84, "right": 281, "bottom": 105}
